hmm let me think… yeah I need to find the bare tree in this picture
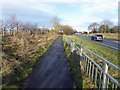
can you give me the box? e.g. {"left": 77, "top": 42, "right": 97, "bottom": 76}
{"left": 99, "top": 25, "right": 109, "bottom": 33}
{"left": 22, "top": 22, "right": 38, "bottom": 34}
{"left": 1, "top": 20, "right": 9, "bottom": 36}
{"left": 88, "top": 22, "right": 99, "bottom": 33}
{"left": 51, "top": 16, "right": 61, "bottom": 32}
{"left": 61, "top": 25, "right": 74, "bottom": 35}
{"left": 101, "top": 20, "right": 113, "bottom": 33}
{"left": 109, "top": 26, "right": 119, "bottom": 33}
{"left": 7, "top": 15, "right": 19, "bottom": 36}
{"left": 0, "top": 20, "right": 4, "bottom": 36}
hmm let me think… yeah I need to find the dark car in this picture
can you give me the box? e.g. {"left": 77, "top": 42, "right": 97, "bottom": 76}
{"left": 91, "top": 34, "right": 103, "bottom": 41}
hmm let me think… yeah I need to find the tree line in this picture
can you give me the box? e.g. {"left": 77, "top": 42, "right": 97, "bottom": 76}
{"left": 88, "top": 20, "right": 119, "bottom": 33}
{"left": 0, "top": 16, "right": 76, "bottom": 37}
{"left": 0, "top": 15, "right": 55, "bottom": 37}
{"left": 52, "top": 16, "right": 76, "bottom": 35}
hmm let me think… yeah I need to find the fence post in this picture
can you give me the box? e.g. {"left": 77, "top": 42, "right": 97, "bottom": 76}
{"left": 102, "top": 62, "right": 108, "bottom": 88}
{"left": 66, "top": 37, "right": 69, "bottom": 45}
{"left": 65, "top": 36, "right": 67, "bottom": 43}
{"left": 79, "top": 46, "right": 82, "bottom": 66}
{"left": 71, "top": 42, "right": 75, "bottom": 52}
{"left": 91, "top": 64, "right": 94, "bottom": 81}
{"left": 89, "top": 62, "right": 92, "bottom": 77}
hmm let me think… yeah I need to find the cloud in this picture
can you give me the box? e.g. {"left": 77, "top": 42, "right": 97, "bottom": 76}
{"left": 29, "top": 3, "right": 56, "bottom": 15}
{"left": 111, "top": 18, "right": 118, "bottom": 24}
{"left": 2, "top": 0, "right": 118, "bottom": 31}
{"left": 3, "top": 1, "right": 56, "bottom": 15}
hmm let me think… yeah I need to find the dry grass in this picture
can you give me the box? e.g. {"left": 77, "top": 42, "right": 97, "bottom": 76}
{"left": 2, "top": 31, "right": 58, "bottom": 88}
{"left": 101, "top": 33, "right": 120, "bottom": 41}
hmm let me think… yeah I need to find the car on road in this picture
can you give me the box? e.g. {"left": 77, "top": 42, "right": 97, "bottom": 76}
{"left": 58, "top": 30, "right": 64, "bottom": 35}
{"left": 91, "top": 34, "right": 103, "bottom": 41}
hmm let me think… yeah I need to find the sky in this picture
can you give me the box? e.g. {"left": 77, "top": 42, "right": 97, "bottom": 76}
{"left": 1, "top": 0, "right": 119, "bottom": 31}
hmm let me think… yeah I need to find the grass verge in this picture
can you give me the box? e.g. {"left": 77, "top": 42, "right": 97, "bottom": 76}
{"left": 69, "top": 35, "right": 120, "bottom": 82}
{"left": 69, "top": 35, "right": 119, "bottom": 67}
{"left": 62, "top": 35, "right": 96, "bottom": 88}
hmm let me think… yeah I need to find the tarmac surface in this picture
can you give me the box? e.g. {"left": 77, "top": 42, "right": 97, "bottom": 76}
{"left": 23, "top": 36, "right": 74, "bottom": 88}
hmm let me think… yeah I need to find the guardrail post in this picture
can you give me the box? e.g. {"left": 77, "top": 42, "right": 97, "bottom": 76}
{"left": 66, "top": 37, "right": 70, "bottom": 45}
{"left": 66, "top": 37, "right": 120, "bottom": 89}
{"left": 102, "top": 62, "right": 108, "bottom": 89}
{"left": 89, "top": 62, "right": 92, "bottom": 77}
{"left": 71, "top": 42, "right": 75, "bottom": 52}
{"left": 65, "top": 36, "right": 67, "bottom": 43}
{"left": 91, "top": 64, "right": 94, "bottom": 81}
{"left": 79, "top": 46, "right": 82, "bottom": 66}
{"left": 94, "top": 67, "right": 98, "bottom": 86}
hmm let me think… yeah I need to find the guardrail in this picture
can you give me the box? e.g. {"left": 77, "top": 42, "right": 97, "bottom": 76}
{"left": 65, "top": 36, "right": 120, "bottom": 89}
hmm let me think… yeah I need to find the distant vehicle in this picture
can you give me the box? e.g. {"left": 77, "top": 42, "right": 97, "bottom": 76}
{"left": 91, "top": 34, "right": 103, "bottom": 41}
{"left": 58, "top": 30, "right": 63, "bottom": 35}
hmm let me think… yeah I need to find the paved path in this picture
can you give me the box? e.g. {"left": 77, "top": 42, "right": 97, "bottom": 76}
{"left": 23, "top": 36, "right": 73, "bottom": 88}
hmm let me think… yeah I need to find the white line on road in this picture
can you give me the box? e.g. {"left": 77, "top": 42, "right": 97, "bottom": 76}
{"left": 76, "top": 34, "right": 119, "bottom": 51}
{"left": 94, "top": 41, "right": 119, "bottom": 51}
{"left": 113, "top": 41, "right": 120, "bottom": 43}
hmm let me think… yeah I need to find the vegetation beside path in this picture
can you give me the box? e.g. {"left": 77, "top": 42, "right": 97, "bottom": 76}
{"left": 69, "top": 35, "right": 119, "bottom": 67}
{"left": 2, "top": 31, "right": 58, "bottom": 89}
{"left": 63, "top": 35, "right": 96, "bottom": 88}
{"left": 66, "top": 35, "right": 119, "bottom": 85}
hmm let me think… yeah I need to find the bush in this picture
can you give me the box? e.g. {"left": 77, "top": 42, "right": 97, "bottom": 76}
{"left": 61, "top": 25, "right": 75, "bottom": 35}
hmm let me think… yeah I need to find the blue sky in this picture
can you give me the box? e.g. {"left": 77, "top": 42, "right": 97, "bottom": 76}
{"left": 1, "top": 0, "right": 119, "bottom": 31}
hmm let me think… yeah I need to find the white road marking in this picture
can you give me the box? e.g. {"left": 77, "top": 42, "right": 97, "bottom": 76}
{"left": 94, "top": 41, "right": 119, "bottom": 51}
{"left": 76, "top": 34, "right": 119, "bottom": 51}
{"left": 113, "top": 41, "right": 120, "bottom": 43}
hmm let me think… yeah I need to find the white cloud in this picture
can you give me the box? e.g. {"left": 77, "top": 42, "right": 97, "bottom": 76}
{"left": 3, "top": 1, "right": 56, "bottom": 15}
{"left": 2, "top": 0, "right": 118, "bottom": 31}
{"left": 0, "top": 0, "right": 3, "bottom": 20}
{"left": 29, "top": 3, "right": 56, "bottom": 15}
{"left": 2, "top": 0, "right": 118, "bottom": 3}
{"left": 112, "top": 18, "right": 118, "bottom": 24}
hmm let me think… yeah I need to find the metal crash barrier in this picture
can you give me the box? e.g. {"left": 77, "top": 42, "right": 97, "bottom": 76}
{"left": 65, "top": 36, "right": 120, "bottom": 89}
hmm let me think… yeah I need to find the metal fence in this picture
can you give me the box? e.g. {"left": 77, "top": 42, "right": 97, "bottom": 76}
{"left": 65, "top": 36, "right": 120, "bottom": 89}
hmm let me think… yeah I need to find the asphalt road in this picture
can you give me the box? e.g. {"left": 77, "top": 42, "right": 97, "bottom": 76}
{"left": 75, "top": 34, "right": 120, "bottom": 51}
{"left": 23, "top": 36, "right": 74, "bottom": 89}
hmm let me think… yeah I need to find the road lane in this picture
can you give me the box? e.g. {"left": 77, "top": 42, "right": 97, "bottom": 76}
{"left": 75, "top": 34, "right": 120, "bottom": 50}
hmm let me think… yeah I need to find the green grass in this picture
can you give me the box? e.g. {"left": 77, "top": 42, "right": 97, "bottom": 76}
{"left": 2, "top": 84, "right": 19, "bottom": 90}
{"left": 62, "top": 36, "right": 96, "bottom": 88}
{"left": 68, "top": 35, "right": 120, "bottom": 82}
{"left": 63, "top": 35, "right": 120, "bottom": 88}
{"left": 69, "top": 35, "right": 119, "bottom": 67}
